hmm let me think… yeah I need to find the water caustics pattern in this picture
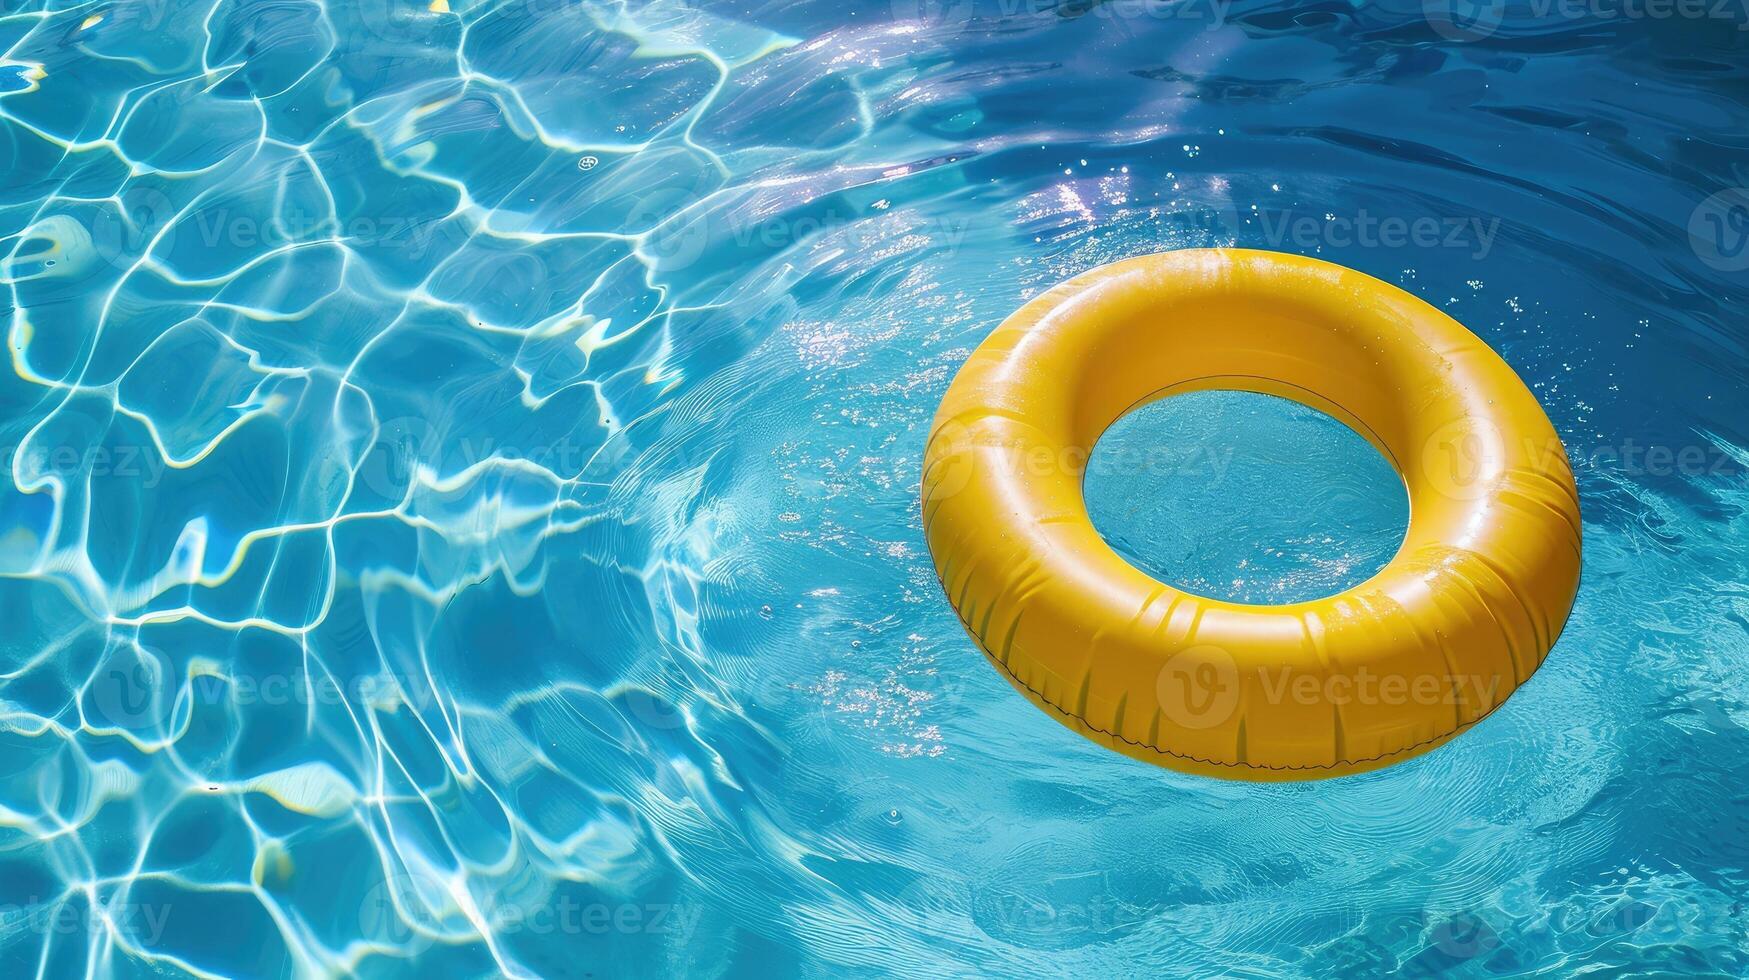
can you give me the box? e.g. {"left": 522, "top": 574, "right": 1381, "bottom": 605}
{"left": 1, "top": 0, "right": 1748, "bottom": 975}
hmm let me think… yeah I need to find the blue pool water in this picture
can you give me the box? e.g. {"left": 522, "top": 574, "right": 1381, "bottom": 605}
{"left": 3, "top": 0, "right": 1748, "bottom": 975}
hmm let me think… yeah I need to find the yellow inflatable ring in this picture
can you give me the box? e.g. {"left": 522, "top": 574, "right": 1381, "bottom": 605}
{"left": 921, "top": 249, "right": 1581, "bottom": 780}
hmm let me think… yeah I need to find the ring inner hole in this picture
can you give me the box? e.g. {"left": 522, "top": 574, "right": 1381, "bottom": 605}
{"left": 1083, "top": 389, "right": 1410, "bottom": 604}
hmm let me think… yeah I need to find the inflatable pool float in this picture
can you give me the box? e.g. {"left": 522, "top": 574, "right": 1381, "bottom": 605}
{"left": 920, "top": 249, "right": 1581, "bottom": 780}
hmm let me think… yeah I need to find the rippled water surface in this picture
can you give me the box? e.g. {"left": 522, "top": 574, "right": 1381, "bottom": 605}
{"left": 3, "top": 0, "right": 1748, "bottom": 975}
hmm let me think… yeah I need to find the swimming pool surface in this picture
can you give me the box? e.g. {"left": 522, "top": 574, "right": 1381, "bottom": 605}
{"left": 2, "top": 0, "right": 1747, "bottom": 975}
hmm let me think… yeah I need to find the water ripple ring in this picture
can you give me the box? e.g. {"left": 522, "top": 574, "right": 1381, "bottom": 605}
{"left": 920, "top": 249, "right": 1582, "bottom": 780}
